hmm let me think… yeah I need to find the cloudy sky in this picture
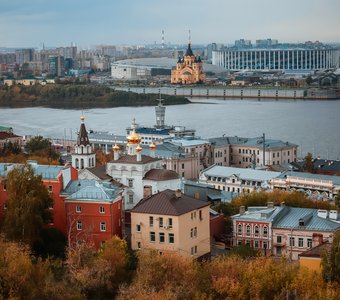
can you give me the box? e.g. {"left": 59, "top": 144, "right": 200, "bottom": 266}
{"left": 0, "top": 0, "right": 339, "bottom": 48}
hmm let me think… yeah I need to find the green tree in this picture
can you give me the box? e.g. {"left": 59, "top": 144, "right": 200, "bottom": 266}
{"left": 303, "top": 152, "right": 314, "bottom": 173}
{"left": 322, "top": 230, "right": 340, "bottom": 283}
{"left": 3, "top": 164, "right": 53, "bottom": 248}
{"left": 25, "top": 135, "right": 59, "bottom": 161}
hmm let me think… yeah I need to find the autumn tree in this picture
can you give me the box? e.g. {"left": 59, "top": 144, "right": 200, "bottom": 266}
{"left": 25, "top": 135, "right": 59, "bottom": 161}
{"left": 303, "top": 152, "right": 314, "bottom": 173}
{"left": 322, "top": 230, "right": 340, "bottom": 283}
{"left": 3, "top": 164, "right": 53, "bottom": 248}
{"left": 66, "top": 236, "right": 131, "bottom": 299}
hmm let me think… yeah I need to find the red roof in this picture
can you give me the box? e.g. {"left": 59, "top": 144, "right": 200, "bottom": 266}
{"left": 0, "top": 131, "right": 21, "bottom": 140}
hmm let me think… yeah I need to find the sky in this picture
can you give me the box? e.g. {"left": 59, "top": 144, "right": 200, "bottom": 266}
{"left": 0, "top": 0, "right": 340, "bottom": 48}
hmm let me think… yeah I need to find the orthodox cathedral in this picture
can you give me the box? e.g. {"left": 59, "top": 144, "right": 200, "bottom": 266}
{"left": 171, "top": 42, "right": 206, "bottom": 84}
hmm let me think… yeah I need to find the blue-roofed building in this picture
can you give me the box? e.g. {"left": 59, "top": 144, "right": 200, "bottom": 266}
{"left": 231, "top": 203, "right": 340, "bottom": 260}
{"left": 272, "top": 170, "right": 340, "bottom": 201}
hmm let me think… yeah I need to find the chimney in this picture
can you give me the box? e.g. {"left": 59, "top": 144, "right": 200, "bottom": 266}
{"left": 267, "top": 202, "right": 274, "bottom": 208}
{"left": 329, "top": 210, "right": 338, "bottom": 220}
{"left": 317, "top": 209, "right": 328, "bottom": 219}
{"left": 239, "top": 205, "right": 245, "bottom": 215}
{"left": 175, "top": 189, "right": 182, "bottom": 198}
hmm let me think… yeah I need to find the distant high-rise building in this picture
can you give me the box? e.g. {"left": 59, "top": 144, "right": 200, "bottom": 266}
{"left": 15, "top": 48, "right": 34, "bottom": 64}
{"left": 206, "top": 43, "right": 218, "bottom": 61}
{"left": 48, "top": 55, "right": 65, "bottom": 77}
{"left": 235, "top": 39, "right": 252, "bottom": 48}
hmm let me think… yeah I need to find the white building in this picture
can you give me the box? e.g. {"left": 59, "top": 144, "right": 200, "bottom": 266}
{"left": 199, "top": 165, "right": 281, "bottom": 193}
{"left": 106, "top": 120, "right": 181, "bottom": 210}
{"left": 213, "top": 45, "right": 339, "bottom": 71}
{"left": 111, "top": 63, "right": 151, "bottom": 80}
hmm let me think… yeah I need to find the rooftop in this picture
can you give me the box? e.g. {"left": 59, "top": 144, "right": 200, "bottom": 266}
{"left": 277, "top": 170, "right": 340, "bottom": 185}
{"left": 202, "top": 165, "right": 281, "bottom": 182}
{"left": 63, "top": 180, "right": 121, "bottom": 202}
{"left": 108, "top": 154, "right": 161, "bottom": 165}
{"left": 143, "top": 169, "right": 179, "bottom": 181}
{"left": 166, "top": 137, "right": 209, "bottom": 147}
{"left": 131, "top": 189, "right": 209, "bottom": 216}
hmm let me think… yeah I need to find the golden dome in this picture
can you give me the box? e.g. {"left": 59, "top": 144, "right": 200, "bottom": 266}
{"left": 112, "top": 144, "right": 120, "bottom": 151}
{"left": 80, "top": 113, "right": 85, "bottom": 122}
{"left": 136, "top": 144, "right": 142, "bottom": 153}
{"left": 127, "top": 129, "right": 141, "bottom": 144}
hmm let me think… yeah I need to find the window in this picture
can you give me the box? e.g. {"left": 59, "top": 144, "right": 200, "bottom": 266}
{"left": 246, "top": 240, "right": 250, "bottom": 246}
{"left": 191, "top": 246, "right": 198, "bottom": 255}
{"left": 307, "top": 238, "right": 312, "bottom": 248}
{"left": 194, "top": 227, "right": 197, "bottom": 237}
{"left": 150, "top": 232, "right": 156, "bottom": 242}
{"left": 149, "top": 216, "right": 154, "bottom": 227}
{"left": 76, "top": 221, "right": 82, "bottom": 231}
{"left": 263, "top": 241, "right": 268, "bottom": 249}
{"left": 190, "top": 228, "right": 194, "bottom": 238}
{"left": 199, "top": 210, "right": 203, "bottom": 220}
{"left": 238, "top": 240, "right": 242, "bottom": 245}
{"left": 159, "top": 233, "right": 165, "bottom": 243}
{"left": 159, "top": 217, "right": 163, "bottom": 228}
{"left": 254, "top": 240, "right": 259, "bottom": 248}
{"left": 254, "top": 225, "right": 259, "bottom": 236}
{"left": 99, "top": 206, "right": 105, "bottom": 214}
{"left": 238, "top": 224, "right": 243, "bottom": 236}
{"left": 289, "top": 237, "right": 295, "bottom": 247}
{"left": 128, "top": 194, "right": 134, "bottom": 204}
{"left": 136, "top": 224, "right": 141, "bottom": 232}
{"left": 48, "top": 185, "right": 53, "bottom": 192}
{"left": 168, "top": 218, "right": 173, "bottom": 229}
{"left": 128, "top": 179, "right": 133, "bottom": 188}
{"left": 3, "top": 181, "right": 7, "bottom": 191}
{"left": 169, "top": 233, "right": 174, "bottom": 244}
{"left": 273, "top": 153, "right": 275, "bottom": 158}
{"left": 182, "top": 163, "right": 185, "bottom": 169}
{"left": 263, "top": 226, "right": 268, "bottom": 237}
{"left": 298, "top": 238, "right": 304, "bottom": 248}
{"left": 100, "top": 222, "right": 106, "bottom": 232}
{"left": 137, "top": 242, "right": 141, "bottom": 249}
{"left": 76, "top": 206, "right": 81, "bottom": 213}
{"left": 246, "top": 225, "right": 251, "bottom": 236}
{"left": 277, "top": 236, "right": 282, "bottom": 244}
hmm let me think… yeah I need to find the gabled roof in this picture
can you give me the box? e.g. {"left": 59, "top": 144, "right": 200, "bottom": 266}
{"left": 109, "top": 154, "right": 161, "bottom": 165}
{"left": 85, "top": 165, "right": 112, "bottom": 180}
{"left": 131, "top": 189, "right": 209, "bottom": 216}
{"left": 63, "top": 179, "right": 121, "bottom": 202}
{"left": 143, "top": 169, "right": 179, "bottom": 181}
{"left": 298, "top": 242, "right": 331, "bottom": 258}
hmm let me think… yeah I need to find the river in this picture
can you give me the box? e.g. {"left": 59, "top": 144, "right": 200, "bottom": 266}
{"left": 1, "top": 98, "right": 339, "bottom": 159}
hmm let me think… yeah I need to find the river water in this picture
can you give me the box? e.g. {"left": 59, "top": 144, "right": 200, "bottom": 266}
{"left": 1, "top": 98, "right": 339, "bottom": 159}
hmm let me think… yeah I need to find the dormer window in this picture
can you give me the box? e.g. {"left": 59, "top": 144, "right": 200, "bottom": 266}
{"left": 299, "top": 219, "right": 304, "bottom": 226}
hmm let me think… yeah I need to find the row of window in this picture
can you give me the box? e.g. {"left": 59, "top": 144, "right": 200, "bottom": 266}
{"left": 149, "top": 232, "right": 175, "bottom": 244}
{"left": 149, "top": 216, "right": 173, "bottom": 229}
{"left": 238, "top": 240, "right": 268, "bottom": 249}
{"left": 238, "top": 224, "right": 268, "bottom": 237}
{"left": 288, "top": 237, "right": 312, "bottom": 248}
{"left": 77, "top": 221, "right": 107, "bottom": 232}
{"left": 191, "top": 210, "right": 203, "bottom": 220}
{"left": 76, "top": 205, "right": 115, "bottom": 214}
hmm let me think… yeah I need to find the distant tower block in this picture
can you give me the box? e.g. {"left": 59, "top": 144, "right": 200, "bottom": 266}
{"left": 162, "top": 29, "right": 165, "bottom": 49}
{"left": 155, "top": 97, "right": 166, "bottom": 129}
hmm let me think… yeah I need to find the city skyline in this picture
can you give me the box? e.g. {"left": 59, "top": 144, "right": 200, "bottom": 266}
{"left": 0, "top": 0, "right": 340, "bottom": 48}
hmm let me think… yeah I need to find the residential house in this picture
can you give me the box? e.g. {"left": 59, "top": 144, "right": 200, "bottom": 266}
{"left": 131, "top": 189, "right": 211, "bottom": 259}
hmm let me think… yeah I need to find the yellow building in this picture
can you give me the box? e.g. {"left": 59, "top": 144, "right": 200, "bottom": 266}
{"left": 131, "top": 189, "right": 211, "bottom": 259}
{"left": 298, "top": 242, "right": 331, "bottom": 272}
{"left": 171, "top": 43, "right": 206, "bottom": 84}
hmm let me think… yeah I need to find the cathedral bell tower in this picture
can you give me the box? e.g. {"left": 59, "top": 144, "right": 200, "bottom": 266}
{"left": 71, "top": 113, "right": 96, "bottom": 170}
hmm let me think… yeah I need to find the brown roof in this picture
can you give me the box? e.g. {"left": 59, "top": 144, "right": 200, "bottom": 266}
{"left": 87, "top": 165, "right": 112, "bottom": 180}
{"left": 298, "top": 242, "right": 331, "bottom": 258}
{"left": 109, "top": 154, "right": 161, "bottom": 165}
{"left": 143, "top": 169, "right": 179, "bottom": 181}
{"left": 0, "top": 131, "right": 21, "bottom": 140}
{"left": 131, "top": 189, "right": 210, "bottom": 216}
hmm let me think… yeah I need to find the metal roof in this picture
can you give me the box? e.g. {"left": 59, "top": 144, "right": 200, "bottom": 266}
{"left": 277, "top": 171, "right": 340, "bottom": 185}
{"left": 0, "top": 162, "right": 63, "bottom": 180}
{"left": 131, "top": 189, "right": 209, "bottom": 216}
{"left": 63, "top": 180, "right": 121, "bottom": 202}
{"left": 166, "top": 137, "right": 209, "bottom": 147}
{"left": 233, "top": 206, "right": 285, "bottom": 222}
{"left": 202, "top": 166, "right": 281, "bottom": 182}
{"left": 273, "top": 207, "right": 340, "bottom": 231}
